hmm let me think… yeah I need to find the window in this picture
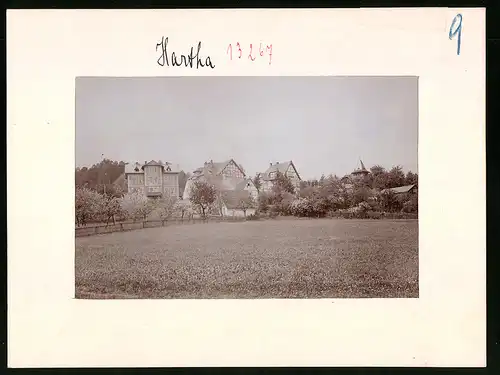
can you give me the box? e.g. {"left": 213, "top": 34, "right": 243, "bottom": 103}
{"left": 164, "top": 187, "right": 175, "bottom": 196}
{"left": 269, "top": 172, "right": 276, "bottom": 179}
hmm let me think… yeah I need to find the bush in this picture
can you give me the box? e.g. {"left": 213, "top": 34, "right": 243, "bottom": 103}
{"left": 246, "top": 213, "right": 260, "bottom": 221}
{"left": 268, "top": 207, "right": 279, "bottom": 219}
{"left": 401, "top": 195, "right": 418, "bottom": 213}
{"left": 257, "top": 192, "right": 272, "bottom": 213}
{"left": 367, "top": 211, "right": 382, "bottom": 219}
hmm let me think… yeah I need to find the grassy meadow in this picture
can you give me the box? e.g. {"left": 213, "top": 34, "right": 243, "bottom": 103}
{"left": 75, "top": 218, "right": 418, "bottom": 299}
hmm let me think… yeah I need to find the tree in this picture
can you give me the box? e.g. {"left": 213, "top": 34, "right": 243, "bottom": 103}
{"left": 189, "top": 180, "right": 217, "bottom": 218}
{"left": 75, "top": 186, "right": 103, "bottom": 226}
{"left": 178, "top": 171, "right": 191, "bottom": 197}
{"left": 157, "top": 196, "right": 179, "bottom": 222}
{"left": 98, "top": 196, "right": 123, "bottom": 226}
{"left": 405, "top": 171, "right": 418, "bottom": 185}
{"left": 372, "top": 172, "right": 390, "bottom": 190}
{"left": 271, "top": 191, "right": 295, "bottom": 215}
{"left": 379, "top": 190, "right": 402, "bottom": 212}
{"left": 95, "top": 183, "right": 125, "bottom": 199}
{"left": 319, "top": 174, "right": 326, "bottom": 186}
{"left": 120, "top": 191, "right": 156, "bottom": 221}
{"left": 177, "top": 200, "right": 195, "bottom": 221}
{"left": 370, "top": 165, "right": 386, "bottom": 177}
{"left": 75, "top": 158, "right": 126, "bottom": 190}
{"left": 386, "top": 166, "right": 406, "bottom": 188}
{"left": 257, "top": 192, "right": 272, "bottom": 213}
{"left": 236, "top": 195, "right": 255, "bottom": 217}
{"left": 402, "top": 194, "right": 418, "bottom": 213}
{"left": 253, "top": 174, "right": 262, "bottom": 192}
{"left": 351, "top": 186, "right": 374, "bottom": 206}
{"left": 299, "top": 186, "right": 317, "bottom": 199}
{"left": 272, "top": 171, "right": 295, "bottom": 195}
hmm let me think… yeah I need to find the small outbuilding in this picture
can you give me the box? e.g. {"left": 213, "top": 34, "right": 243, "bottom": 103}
{"left": 220, "top": 190, "right": 257, "bottom": 218}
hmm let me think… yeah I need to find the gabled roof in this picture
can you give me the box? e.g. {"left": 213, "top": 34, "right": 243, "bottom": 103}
{"left": 220, "top": 190, "right": 257, "bottom": 209}
{"left": 261, "top": 161, "right": 301, "bottom": 181}
{"left": 381, "top": 184, "right": 417, "bottom": 194}
{"left": 124, "top": 160, "right": 177, "bottom": 174}
{"left": 188, "top": 159, "right": 246, "bottom": 180}
{"left": 234, "top": 178, "right": 254, "bottom": 191}
{"left": 112, "top": 172, "right": 126, "bottom": 186}
{"left": 143, "top": 160, "right": 163, "bottom": 167}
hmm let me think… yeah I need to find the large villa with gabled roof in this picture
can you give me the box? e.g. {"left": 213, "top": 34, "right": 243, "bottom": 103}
{"left": 120, "top": 160, "right": 181, "bottom": 198}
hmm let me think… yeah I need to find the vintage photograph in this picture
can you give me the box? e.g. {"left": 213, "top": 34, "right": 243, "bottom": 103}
{"left": 75, "top": 76, "right": 419, "bottom": 299}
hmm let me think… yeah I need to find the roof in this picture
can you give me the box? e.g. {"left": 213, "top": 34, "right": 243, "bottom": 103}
{"left": 220, "top": 190, "right": 257, "bottom": 209}
{"left": 261, "top": 161, "right": 301, "bottom": 181}
{"left": 124, "top": 160, "right": 178, "bottom": 174}
{"left": 235, "top": 178, "right": 254, "bottom": 191}
{"left": 187, "top": 159, "right": 246, "bottom": 181}
{"left": 381, "top": 184, "right": 417, "bottom": 194}
{"left": 352, "top": 159, "right": 370, "bottom": 175}
{"left": 201, "top": 175, "right": 253, "bottom": 192}
{"left": 112, "top": 172, "right": 126, "bottom": 186}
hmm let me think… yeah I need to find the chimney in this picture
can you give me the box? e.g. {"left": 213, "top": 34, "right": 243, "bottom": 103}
{"left": 210, "top": 159, "right": 213, "bottom": 164}
{"left": 144, "top": 161, "right": 147, "bottom": 165}
{"left": 269, "top": 162, "right": 272, "bottom": 166}
{"left": 275, "top": 162, "right": 279, "bottom": 165}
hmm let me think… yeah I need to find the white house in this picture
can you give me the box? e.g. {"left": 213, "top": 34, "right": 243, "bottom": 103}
{"left": 219, "top": 190, "right": 257, "bottom": 217}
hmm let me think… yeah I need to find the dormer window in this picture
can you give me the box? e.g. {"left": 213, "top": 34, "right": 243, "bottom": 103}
{"left": 134, "top": 167, "right": 139, "bottom": 172}
{"left": 166, "top": 166, "right": 171, "bottom": 172}
{"left": 269, "top": 171, "right": 277, "bottom": 179}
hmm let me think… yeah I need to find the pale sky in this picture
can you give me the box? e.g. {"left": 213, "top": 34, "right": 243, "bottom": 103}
{"left": 75, "top": 76, "right": 418, "bottom": 180}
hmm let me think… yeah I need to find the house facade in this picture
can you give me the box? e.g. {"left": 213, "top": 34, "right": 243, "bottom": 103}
{"left": 256, "top": 161, "right": 301, "bottom": 193}
{"left": 124, "top": 160, "right": 180, "bottom": 199}
{"left": 220, "top": 190, "right": 257, "bottom": 217}
{"left": 183, "top": 159, "right": 258, "bottom": 217}
{"left": 183, "top": 159, "right": 258, "bottom": 201}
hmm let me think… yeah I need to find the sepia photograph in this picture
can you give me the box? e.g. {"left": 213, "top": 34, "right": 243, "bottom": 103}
{"left": 75, "top": 76, "right": 419, "bottom": 299}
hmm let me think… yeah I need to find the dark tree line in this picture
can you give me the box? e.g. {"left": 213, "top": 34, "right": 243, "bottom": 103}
{"left": 75, "top": 158, "right": 191, "bottom": 197}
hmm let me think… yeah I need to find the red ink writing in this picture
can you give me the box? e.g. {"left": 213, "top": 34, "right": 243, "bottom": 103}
{"left": 248, "top": 44, "right": 256, "bottom": 61}
{"left": 236, "top": 43, "right": 242, "bottom": 59}
{"left": 226, "top": 42, "right": 272, "bottom": 65}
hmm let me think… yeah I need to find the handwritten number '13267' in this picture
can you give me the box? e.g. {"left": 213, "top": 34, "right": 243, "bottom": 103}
{"left": 227, "top": 43, "right": 273, "bottom": 65}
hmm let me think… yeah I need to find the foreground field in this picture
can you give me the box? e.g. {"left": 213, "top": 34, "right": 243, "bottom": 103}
{"left": 75, "top": 219, "right": 418, "bottom": 299}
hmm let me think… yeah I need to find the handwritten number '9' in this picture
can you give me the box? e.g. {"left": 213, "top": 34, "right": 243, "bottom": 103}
{"left": 449, "top": 13, "right": 463, "bottom": 56}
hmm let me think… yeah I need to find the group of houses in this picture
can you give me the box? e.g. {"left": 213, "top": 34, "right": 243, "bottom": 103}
{"left": 112, "top": 158, "right": 416, "bottom": 217}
